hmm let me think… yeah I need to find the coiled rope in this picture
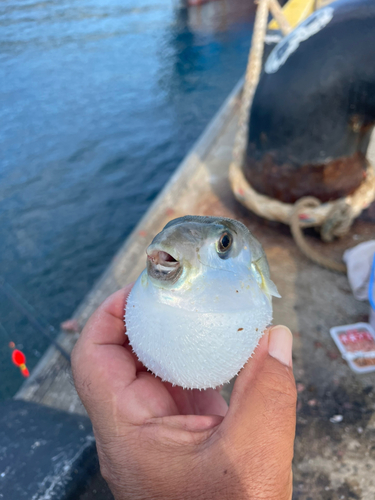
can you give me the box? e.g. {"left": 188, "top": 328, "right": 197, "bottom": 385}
{"left": 229, "top": 0, "right": 375, "bottom": 273}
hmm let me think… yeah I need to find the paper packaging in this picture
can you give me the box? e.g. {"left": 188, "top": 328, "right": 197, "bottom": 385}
{"left": 330, "top": 323, "right": 375, "bottom": 374}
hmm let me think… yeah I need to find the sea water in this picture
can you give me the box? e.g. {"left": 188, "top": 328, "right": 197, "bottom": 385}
{"left": 0, "top": 0, "right": 254, "bottom": 399}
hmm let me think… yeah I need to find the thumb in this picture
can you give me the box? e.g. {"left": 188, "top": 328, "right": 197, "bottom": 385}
{"left": 221, "top": 326, "right": 296, "bottom": 496}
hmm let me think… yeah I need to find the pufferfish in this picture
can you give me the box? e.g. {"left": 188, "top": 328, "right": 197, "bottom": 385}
{"left": 125, "top": 215, "right": 280, "bottom": 389}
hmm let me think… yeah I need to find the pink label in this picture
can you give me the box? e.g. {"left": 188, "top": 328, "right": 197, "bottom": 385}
{"left": 338, "top": 328, "right": 375, "bottom": 352}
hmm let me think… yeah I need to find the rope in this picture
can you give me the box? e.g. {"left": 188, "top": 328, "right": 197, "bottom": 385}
{"left": 231, "top": 0, "right": 270, "bottom": 173}
{"left": 320, "top": 199, "right": 355, "bottom": 243}
{"left": 268, "top": 0, "right": 292, "bottom": 35}
{"left": 290, "top": 198, "right": 347, "bottom": 273}
{"left": 229, "top": 0, "right": 375, "bottom": 273}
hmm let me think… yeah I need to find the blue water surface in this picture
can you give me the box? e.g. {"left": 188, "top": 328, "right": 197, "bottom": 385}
{"left": 0, "top": 0, "right": 254, "bottom": 399}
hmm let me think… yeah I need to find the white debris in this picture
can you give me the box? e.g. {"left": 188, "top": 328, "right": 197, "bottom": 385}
{"left": 330, "top": 415, "right": 343, "bottom": 423}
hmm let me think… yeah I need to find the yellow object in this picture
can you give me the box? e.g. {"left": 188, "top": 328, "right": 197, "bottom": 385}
{"left": 315, "top": 0, "right": 336, "bottom": 8}
{"left": 268, "top": 0, "right": 315, "bottom": 31}
{"left": 268, "top": 0, "right": 337, "bottom": 31}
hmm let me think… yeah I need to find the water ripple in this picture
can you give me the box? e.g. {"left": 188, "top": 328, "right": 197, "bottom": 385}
{"left": 0, "top": 0, "right": 254, "bottom": 399}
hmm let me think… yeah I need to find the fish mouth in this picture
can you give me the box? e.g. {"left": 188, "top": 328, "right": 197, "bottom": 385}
{"left": 146, "top": 248, "right": 182, "bottom": 283}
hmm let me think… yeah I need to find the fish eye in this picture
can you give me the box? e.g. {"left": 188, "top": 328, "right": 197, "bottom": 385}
{"left": 217, "top": 232, "right": 233, "bottom": 255}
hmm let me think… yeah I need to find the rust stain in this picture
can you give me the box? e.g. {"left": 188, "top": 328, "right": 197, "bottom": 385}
{"left": 244, "top": 151, "right": 367, "bottom": 203}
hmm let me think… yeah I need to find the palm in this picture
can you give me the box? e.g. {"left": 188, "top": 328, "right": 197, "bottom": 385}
{"left": 78, "top": 285, "right": 228, "bottom": 429}
{"left": 123, "top": 341, "right": 228, "bottom": 417}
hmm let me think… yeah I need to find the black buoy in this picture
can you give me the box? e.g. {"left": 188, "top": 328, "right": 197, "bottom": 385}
{"left": 245, "top": 0, "right": 375, "bottom": 203}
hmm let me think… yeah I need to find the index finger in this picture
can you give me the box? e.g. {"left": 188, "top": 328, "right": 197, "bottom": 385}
{"left": 72, "top": 283, "right": 140, "bottom": 384}
{"left": 71, "top": 284, "right": 138, "bottom": 408}
{"left": 76, "top": 283, "right": 146, "bottom": 372}
{"left": 82, "top": 284, "right": 133, "bottom": 346}
{"left": 72, "top": 284, "right": 181, "bottom": 426}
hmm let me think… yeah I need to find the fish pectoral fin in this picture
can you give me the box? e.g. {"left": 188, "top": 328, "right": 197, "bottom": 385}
{"left": 253, "top": 258, "right": 281, "bottom": 299}
{"left": 264, "top": 277, "right": 281, "bottom": 298}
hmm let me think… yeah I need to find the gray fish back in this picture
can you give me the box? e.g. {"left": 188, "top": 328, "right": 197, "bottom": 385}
{"left": 163, "top": 215, "right": 248, "bottom": 236}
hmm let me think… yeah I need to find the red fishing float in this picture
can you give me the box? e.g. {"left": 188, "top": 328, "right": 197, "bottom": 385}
{"left": 10, "top": 346, "right": 30, "bottom": 378}
{"left": 12, "top": 349, "right": 25, "bottom": 366}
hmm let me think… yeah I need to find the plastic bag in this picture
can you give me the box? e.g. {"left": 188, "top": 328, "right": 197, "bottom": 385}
{"left": 343, "top": 241, "right": 375, "bottom": 301}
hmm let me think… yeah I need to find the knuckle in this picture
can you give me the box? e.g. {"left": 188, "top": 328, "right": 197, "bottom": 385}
{"left": 74, "top": 374, "right": 93, "bottom": 401}
{"left": 99, "top": 462, "right": 112, "bottom": 483}
{"left": 70, "top": 343, "right": 79, "bottom": 374}
{"left": 70, "top": 347, "right": 83, "bottom": 391}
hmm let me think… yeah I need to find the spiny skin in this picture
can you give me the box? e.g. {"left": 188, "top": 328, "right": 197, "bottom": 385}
{"left": 125, "top": 216, "right": 280, "bottom": 389}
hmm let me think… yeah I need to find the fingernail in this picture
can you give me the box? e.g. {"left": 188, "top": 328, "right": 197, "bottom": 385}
{"left": 268, "top": 326, "right": 293, "bottom": 367}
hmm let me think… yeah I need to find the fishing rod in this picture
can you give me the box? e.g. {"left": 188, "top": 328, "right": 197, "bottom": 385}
{"left": 0, "top": 277, "right": 71, "bottom": 362}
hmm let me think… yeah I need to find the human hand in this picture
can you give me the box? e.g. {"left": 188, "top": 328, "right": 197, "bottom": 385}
{"left": 72, "top": 284, "right": 296, "bottom": 500}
